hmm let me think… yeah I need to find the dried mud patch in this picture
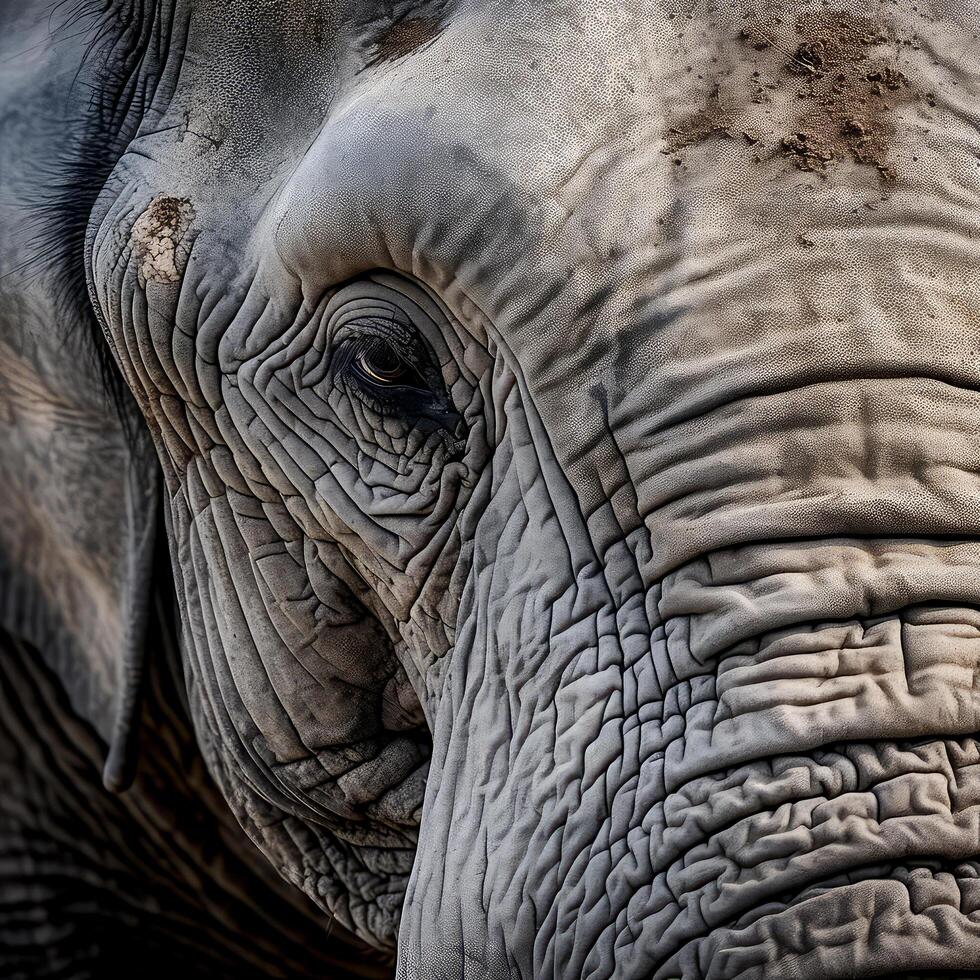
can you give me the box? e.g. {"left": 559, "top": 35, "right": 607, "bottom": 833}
{"left": 776, "top": 10, "right": 917, "bottom": 179}
{"left": 371, "top": 15, "right": 444, "bottom": 64}
{"left": 666, "top": 5, "right": 932, "bottom": 183}
{"left": 665, "top": 88, "right": 759, "bottom": 155}
{"left": 130, "top": 196, "right": 195, "bottom": 287}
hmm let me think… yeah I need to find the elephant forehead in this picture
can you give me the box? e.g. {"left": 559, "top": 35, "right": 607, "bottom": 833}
{"left": 266, "top": 0, "right": 980, "bottom": 325}
{"left": 124, "top": 0, "right": 979, "bottom": 337}
{"left": 267, "top": 3, "right": 673, "bottom": 297}
{"left": 259, "top": 0, "right": 980, "bottom": 481}
{"left": 99, "top": 0, "right": 980, "bottom": 511}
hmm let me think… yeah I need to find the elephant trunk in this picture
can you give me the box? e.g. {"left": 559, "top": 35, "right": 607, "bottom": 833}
{"left": 397, "top": 381, "right": 980, "bottom": 978}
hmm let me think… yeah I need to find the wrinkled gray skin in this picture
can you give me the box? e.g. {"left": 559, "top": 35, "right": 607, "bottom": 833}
{"left": 4, "top": 0, "right": 980, "bottom": 976}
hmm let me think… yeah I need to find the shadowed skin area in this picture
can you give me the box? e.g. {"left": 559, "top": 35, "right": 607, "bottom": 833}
{"left": 5, "top": 0, "right": 980, "bottom": 977}
{"left": 0, "top": 625, "right": 391, "bottom": 978}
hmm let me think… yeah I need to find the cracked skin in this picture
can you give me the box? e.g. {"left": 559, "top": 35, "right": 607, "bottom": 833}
{"left": 3, "top": 0, "right": 980, "bottom": 977}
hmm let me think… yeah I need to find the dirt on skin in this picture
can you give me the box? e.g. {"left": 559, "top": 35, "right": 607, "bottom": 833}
{"left": 663, "top": 86, "right": 767, "bottom": 167}
{"left": 665, "top": 88, "right": 743, "bottom": 153}
{"left": 130, "top": 196, "right": 195, "bottom": 287}
{"left": 371, "top": 15, "right": 444, "bottom": 64}
{"left": 775, "top": 10, "right": 916, "bottom": 179}
{"left": 666, "top": 6, "right": 927, "bottom": 182}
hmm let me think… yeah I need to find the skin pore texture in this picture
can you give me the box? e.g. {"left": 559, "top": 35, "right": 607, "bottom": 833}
{"left": 4, "top": 0, "right": 980, "bottom": 977}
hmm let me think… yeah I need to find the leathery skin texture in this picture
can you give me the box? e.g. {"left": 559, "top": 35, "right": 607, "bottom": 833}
{"left": 71, "top": 0, "right": 980, "bottom": 974}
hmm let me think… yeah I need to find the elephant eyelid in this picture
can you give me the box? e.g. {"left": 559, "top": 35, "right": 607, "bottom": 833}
{"left": 324, "top": 296, "right": 464, "bottom": 436}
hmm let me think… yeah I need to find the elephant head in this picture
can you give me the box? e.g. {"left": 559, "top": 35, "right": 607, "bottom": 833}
{"left": 5, "top": 0, "right": 980, "bottom": 976}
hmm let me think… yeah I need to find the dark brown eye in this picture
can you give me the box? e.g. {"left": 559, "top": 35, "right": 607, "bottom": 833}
{"left": 355, "top": 345, "right": 409, "bottom": 385}
{"left": 341, "top": 334, "right": 435, "bottom": 404}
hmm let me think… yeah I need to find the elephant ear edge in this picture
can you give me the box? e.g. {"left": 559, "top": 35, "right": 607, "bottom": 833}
{"left": 0, "top": 0, "right": 164, "bottom": 793}
{"left": 0, "top": 326, "right": 161, "bottom": 793}
{"left": 100, "top": 437, "right": 161, "bottom": 793}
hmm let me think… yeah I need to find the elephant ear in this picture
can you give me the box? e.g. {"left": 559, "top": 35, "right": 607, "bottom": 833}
{"left": 0, "top": 1, "right": 161, "bottom": 792}
{"left": 0, "top": 316, "right": 160, "bottom": 793}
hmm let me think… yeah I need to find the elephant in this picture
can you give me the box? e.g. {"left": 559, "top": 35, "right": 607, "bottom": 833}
{"left": 4, "top": 0, "right": 980, "bottom": 976}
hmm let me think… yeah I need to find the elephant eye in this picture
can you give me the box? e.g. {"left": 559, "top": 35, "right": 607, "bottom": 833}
{"left": 353, "top": 342, "right": 425, "bottom": 389}
{"left": 324, "top": 280, "right": 466, "bottom": 438}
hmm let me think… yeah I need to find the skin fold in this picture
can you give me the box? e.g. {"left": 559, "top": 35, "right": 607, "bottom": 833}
{"left": 3, "top": 0, "right": 980, "bottom": 977}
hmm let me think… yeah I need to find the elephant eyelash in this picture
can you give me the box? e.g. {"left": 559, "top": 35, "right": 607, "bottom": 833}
{"left": 23, "top": 0, "right": 163, "bottom": 429}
